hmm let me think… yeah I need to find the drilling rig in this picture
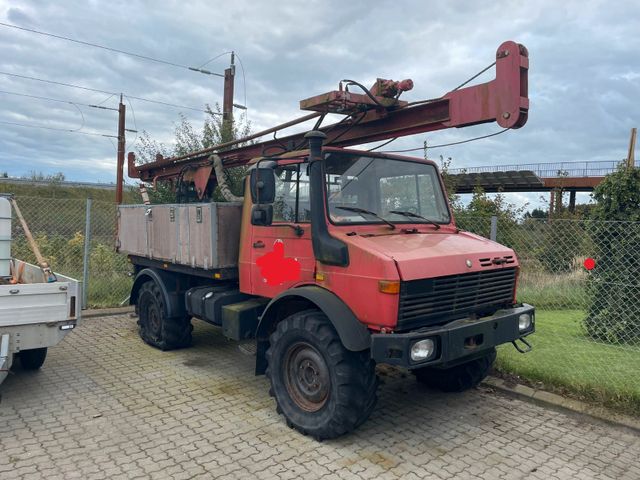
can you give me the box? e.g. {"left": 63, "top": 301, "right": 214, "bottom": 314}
{"left": 118, "top": 41, "right": 534, "bottom": 440}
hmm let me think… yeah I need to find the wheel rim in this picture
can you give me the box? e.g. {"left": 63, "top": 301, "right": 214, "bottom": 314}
{"left": 141, "top": 292, "right": 162, "bottom": 338}
{"left": 149, "top": 304, "right": 161, "bottom": 334}
{"left": 283, "top": 342, "right": 330, "bottom": 412}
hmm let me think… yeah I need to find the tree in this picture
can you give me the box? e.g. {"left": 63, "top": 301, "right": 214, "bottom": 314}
{"left": 136, "top": 104, "right": 252, "bottom": 203}
{"left": 23, "top": 171, "right": 66, "bottom": 183}
{"left": 524, "top": 208, "right": 547, "bottom": 220}
{"left": 437, "top": 155, "right": 463, "bottom": 210}
{"left": 584, "top": 165, "right": 640, "bottom": 343}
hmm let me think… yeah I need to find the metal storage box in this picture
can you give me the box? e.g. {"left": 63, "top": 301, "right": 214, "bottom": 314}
{"left": 118, "top": 202, "right": 242, "bottom": 270}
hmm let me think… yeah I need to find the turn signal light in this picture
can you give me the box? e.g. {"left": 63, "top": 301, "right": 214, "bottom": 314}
{"left": 378, "top": 280, "right": 400, "bottom": 294}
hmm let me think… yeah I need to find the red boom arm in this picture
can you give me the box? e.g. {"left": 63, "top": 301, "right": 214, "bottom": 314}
{"left": 129, "top": 41, "right": 528, "bottom": 183}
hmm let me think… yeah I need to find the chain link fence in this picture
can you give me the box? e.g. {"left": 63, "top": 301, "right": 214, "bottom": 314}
{"left": 6, "top": 196, "right": 640, "bottom": 413}
{"left": 461, "top": 215, "right": 640, "bottom": 414}
{"left": 9, "top": 196, "right": 132, "bottom": 308}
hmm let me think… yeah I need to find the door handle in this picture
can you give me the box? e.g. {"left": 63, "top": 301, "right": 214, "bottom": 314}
{"left": 253, "top": 240, "right": 265, "bottom": 248}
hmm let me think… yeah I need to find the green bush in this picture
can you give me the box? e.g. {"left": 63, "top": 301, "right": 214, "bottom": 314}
{"left": 537, "top": 219, "right": 586, "bottom": 274}
{"left": 583, "top": 166, "right": 640, "bottom": 343}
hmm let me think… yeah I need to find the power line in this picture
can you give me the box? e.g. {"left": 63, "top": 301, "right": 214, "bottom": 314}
{"left": 0, "top": 119, "right": 118, "bottom": 138}
{"left": 383, "top": 129, "right": 510, "bottom": 153}
{"left": 0, "top": 90, "right": 88, "bottom": 132}
{"left": 0, "top": 70, "right": 218, "bottom": 114}
{"left": 0, "top": 70, "right": 114, "bottom": 94}
{"left": 0, "top": 21, "right": 224, "bottom": 77}
{"left": 123, "top": 95, "right": 139, "bottom": 150}
{"left": 0, "top": 88, "right": 118, "bottom": 111}
{"left": 197, "top": 51, "right": 233, "bottom": 69}
{"left": 234, "top": 51, "right": 249, "bottom": 115}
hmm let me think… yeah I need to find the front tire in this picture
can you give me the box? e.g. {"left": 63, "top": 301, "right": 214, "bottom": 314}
{"left": 266, "top": 309, "right": 377, "bottom": 440}
{"left": 414, "top": 348, "right": 496, "bottom": 392}
{"left": 20, "top": 347, "right": 47, "bottom": 370}
{"left": 137, "top": 281, "right": 192, "bottom": 350}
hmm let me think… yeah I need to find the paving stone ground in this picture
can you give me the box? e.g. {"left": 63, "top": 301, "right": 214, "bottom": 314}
{"left": 1, "top": 314, "right": 639, "bottom": 480}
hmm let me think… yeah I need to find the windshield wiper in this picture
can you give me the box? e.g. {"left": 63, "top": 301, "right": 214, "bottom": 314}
{"left": 336, "top": 206, "right": 396, "bottom": 230}
{"left": 389, "top": 210, "right": 441, "bottom": 230}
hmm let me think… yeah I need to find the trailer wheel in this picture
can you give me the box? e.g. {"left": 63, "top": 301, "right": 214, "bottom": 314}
{"left": 266, "top": 309, "right": 377, "bottom": 440}
{"left": 137, "top": 281, "right": 192, "bottom": 350}
{"left": 414, "top": 348, "right": 496, "bottom": 392}
{"left": 20, "top": 348, "right": 47, "bottom": 370}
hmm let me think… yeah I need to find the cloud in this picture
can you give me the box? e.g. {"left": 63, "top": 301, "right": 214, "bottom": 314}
{"left": 0, "top": 0, "right": 637, "bottom": 202}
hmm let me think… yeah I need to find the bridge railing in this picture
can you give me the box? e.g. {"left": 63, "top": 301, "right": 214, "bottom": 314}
{"left": 449, "top": 160, "right": 624, "bottom": 178}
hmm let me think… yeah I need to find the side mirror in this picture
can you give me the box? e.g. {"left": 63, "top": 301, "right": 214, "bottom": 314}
{"left": 251, "top": 204, "right": 273, "bottom": 226}
{"left": 250, "top": 168, "right": 276, "bottom": 204}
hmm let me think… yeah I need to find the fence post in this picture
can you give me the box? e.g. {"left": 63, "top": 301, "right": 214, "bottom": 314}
{"left": 82, "top": 197, "right": 92, "bottom": 309}
{"left": 490, "top": 215, "right": 498, "bottom": 241}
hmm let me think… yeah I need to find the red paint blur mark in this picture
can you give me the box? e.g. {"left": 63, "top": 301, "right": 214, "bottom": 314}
{"left": 257, "top": 240, "right": 301, "bottom": 286}
{"left": 584, "top": 258, "right": 595, "bottom": 270}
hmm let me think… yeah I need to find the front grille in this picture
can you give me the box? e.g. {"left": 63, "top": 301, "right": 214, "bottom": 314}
{"left": 397, "top": 268, "right": 517, "bottom": 331}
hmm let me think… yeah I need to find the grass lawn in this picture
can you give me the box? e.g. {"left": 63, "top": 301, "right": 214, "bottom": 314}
{"left": 496, "top": 309, "right": 640, "bottom": 416}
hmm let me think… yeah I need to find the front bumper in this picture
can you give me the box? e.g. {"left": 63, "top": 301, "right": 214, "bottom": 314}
{"left": 371, "top": 303, "right": 535, "bottom": 369}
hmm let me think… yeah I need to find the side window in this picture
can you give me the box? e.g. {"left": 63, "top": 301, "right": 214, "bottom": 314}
{"left": 272, "top": 164, "right": 311, "bottom": 223}
{"left": 296, "top": 166, "right": 311, "bottom": 222}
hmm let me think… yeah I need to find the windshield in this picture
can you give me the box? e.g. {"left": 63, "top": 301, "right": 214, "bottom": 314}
{"left": 325, "top": 152, "right": 450, "bottom": 226}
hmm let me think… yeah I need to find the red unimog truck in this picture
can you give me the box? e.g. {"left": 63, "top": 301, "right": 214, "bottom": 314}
{"left": 118, "top": 41, "right": 534, "bottom": 440}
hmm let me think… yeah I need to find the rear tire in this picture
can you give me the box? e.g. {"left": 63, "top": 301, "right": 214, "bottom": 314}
{"left": 266, "top": 309, "right": 377, "bottom": 440}
{"left": 20, "top": 347, "right": 47, "bottom": 370}
{"left": 414, "top": 348, "right": 496, "bottom": 392}
{"left": 137, "top": 281, "right": 192, "bottom": 350}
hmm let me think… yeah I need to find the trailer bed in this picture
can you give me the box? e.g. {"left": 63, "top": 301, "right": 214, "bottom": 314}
{"left": 0, "top": 260, "right": 81, "bottom": 385}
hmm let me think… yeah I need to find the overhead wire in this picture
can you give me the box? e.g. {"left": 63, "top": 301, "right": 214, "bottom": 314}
{"left": 0, "top": 21, "right": 224, "bottom": 77}
{"left": 0, "top": 89, "right": 115, "bottom": 111}
{"left": 196, "top": 51, "right": 233, "bottom": 69}
{"left": 0, "top": 120, "right": 118, "bottom": 138}
{"left": 123, "top": 95, "right": 139, "bottom": 150}
{"left": 234, "top": 52, "right": 248, "bottom": 115}
{"left": 95, "top": 93, "right": 116, "bottom": 106}
{"left": 0, "top": 70, "right": 216, "bottom": 114}
{"left": 0, "top": 90, "right": 88, "bottom": 132}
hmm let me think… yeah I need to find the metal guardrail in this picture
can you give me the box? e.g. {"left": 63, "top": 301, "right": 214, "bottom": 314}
{"left": 449, "top": 160, "right": 625, "bottom": 178}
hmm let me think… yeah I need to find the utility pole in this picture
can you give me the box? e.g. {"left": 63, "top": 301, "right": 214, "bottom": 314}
{"left": 626, "top": 127, "right": 637, "bottom": 170}
{"left": 115, "top": 94, "right": 126, "bottom": 204}
{"left": 222, "top": 51, "right": 235, "bottom": 142}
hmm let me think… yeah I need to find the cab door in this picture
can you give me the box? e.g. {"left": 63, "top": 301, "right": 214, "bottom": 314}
{"left": 250, "top": 162, "right": 315, "bottom": 298}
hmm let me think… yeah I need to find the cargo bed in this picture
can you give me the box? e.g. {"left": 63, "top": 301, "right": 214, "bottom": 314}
{"left": 117, "top": 202, "right": 242, "bottom": 271}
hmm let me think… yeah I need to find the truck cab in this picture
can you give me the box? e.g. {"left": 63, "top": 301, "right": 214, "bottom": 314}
{"left": 241, "top": 130, "right": 533, "bottom": 367}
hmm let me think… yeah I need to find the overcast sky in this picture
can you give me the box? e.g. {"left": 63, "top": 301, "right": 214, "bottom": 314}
{"left": 1, "top": 0, "right": 638, "bottom": 208}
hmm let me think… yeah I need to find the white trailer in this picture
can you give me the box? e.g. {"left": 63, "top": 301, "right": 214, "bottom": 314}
{"left": 0, "top": 262, "right": 81, "bottom": 384}
{"left": 0, "top": 196, "right": 81, "bottom": 385}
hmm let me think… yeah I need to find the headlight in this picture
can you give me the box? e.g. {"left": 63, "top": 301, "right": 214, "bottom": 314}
{"left": 410, "top": 338, "right": 436, "bottom": 362}
{"left": 518, "top": 313, "right": 532, "bottom": 332}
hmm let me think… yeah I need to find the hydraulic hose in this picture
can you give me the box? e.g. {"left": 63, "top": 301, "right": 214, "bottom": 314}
{"left": 210, "top": 154, "right": 243, "bottom": 202}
